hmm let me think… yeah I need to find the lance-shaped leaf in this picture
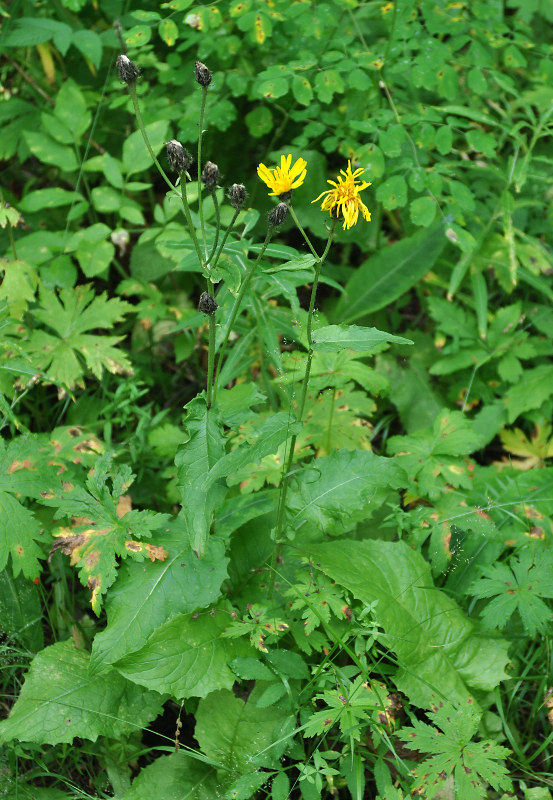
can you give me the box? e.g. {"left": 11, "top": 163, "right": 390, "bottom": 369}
{"left": 90, "top": 522, "right": 228, "bottom": 672}
{"left": 286, "top": 449, "right": 408, "bottom": 539}
{"left": 0, "top": 640, "right": 163, "bottom": 745}
{"left": 175, "top": 395, "right": 226, "bottom": 557}
{"left": 312, "top": 324, "right": 412, "bottom": 353}
{"left": 306, "top": 540, "right": 510, "bottom": 710}
{"left": 47, "top": 455, "right": 170, "bottom": 614}
{"left": 26, "top": 284, "right": 133, "bottom": 389}
{"left": 114, "top": 607, "right": 250, "bottom": 698}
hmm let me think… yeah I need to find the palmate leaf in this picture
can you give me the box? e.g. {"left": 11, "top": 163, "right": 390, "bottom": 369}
{"left": 304, "top": 675, "right": 390, "bottom": 740}
{"left": 469, "top": 547, "right": 553, "bottom": 636}
{"left": 26, "top": 284, "right": 133, "bottom": 389}
{"left": 0, "top": 435, "right": 61, "bottom": 578}
{"left": 387, "top": 409, "right": 484, "bottom": 499}
{"left": 306, "top": 540, "right": 510, "bottom": 709}
{"left": 397, "top": 703, "right": 512, "bottom": 800}
{"left": 0, "top": 640, "right": 163, "bottom": 745}
{"left": 46, "top": 455, "right": 170, "bottom": 614}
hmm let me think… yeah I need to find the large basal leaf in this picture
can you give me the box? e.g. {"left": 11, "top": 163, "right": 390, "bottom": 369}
{"left": 90, "top": 522, "right": 228, "bottom": 672}
{"left": 285, "top": 450, "right": 407, "bottom": 539}
{"left": 0, "top": 640, "right": 163, "bottom": 745}
{"left": 175, "top": 395, "right": 226, "bottom": 557}
{"left": 306, "top": 540, "right": 510, "bottom": 710}
{"left": 121, "top": 753, "right": 218, "bottom": 800}
{"left": 114, "top": 608, "right": 250, "bottom": 698}
{"left": 0, "top": 568, "right": 43, "bottom": 652}
{"left": 334, "top": 222, "right": 446, "bottom": 323}
{"left": 195, "top": 687, "right": 289, "bottom": 776}
{"left": 312, "top": 324, "right": 412, "bottom": 353}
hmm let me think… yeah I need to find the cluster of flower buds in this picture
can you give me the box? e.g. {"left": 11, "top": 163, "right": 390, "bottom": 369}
{"left": 165, "top": 140, "right": 193, "bottom": 174}
{"left": 194, "top": 61, "right": 212, "bottom": 87}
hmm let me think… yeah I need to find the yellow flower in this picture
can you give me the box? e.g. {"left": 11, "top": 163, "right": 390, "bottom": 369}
{"left": 312, "top": 161, "right": 372, "bottom": 230}
{"left": 257, "top": 153, "right": 307, "bottom": 197}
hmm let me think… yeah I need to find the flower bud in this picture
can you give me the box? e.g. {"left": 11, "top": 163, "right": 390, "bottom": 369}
{"left": 198, "top": 292, "right": 218, "bottom": 315}
{"left": 201, "top": 161, "right": 220, "bottom": 191}
{"left": 268, "top": 202, "right": 289, "bottom": 227}
{"left": 165, "top": 139, "right": 193, "bottom": 173}
{"left": 194, "top": 61, "right": 212, "bottom": 87}
{"left": 228, "top": 183, "right": 247, "bottom": 210}
{"left": 116, "top": 54, "right": 140, "bottom": 85}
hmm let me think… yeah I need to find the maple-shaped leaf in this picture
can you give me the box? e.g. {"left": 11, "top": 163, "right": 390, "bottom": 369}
{"left": 397, "top": 702, "right": 512, "bottom": 800}
{"left": 469, "top": 547, "right": 553, "bottom": 636}
{"left": 387, "top": 410, "right": 484, "bottom": 499}
{"left": 47, "top": 454, "right": 170, "bottom": 614}
{"left": 304, "top": 675, "right": 390, "bottom": 740}
{"left": 0, "top": 435, "right": 61, "bottom": 579}
{"left": 25, "top": 284, "right": 134, "bottom": 389}
{"left": 498, "top": 423, "right": 553, "bottom": 470}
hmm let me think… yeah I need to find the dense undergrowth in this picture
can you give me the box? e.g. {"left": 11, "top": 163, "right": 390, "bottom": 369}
{"left": 1, "top": 0, "right": 553, "bottom": 798}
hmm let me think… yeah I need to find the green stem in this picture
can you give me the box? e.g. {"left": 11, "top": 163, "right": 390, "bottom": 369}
{"left": 179, "top": 173, "right": 205, "bottom": 270}
{"left": 207, "top": 190, "right": 221, "bottom": 266}
{"left": 197, "top": 86, "right": 208, "bottom": 259}
{"left": 211, "top": 207, "right": 240, "bottom": 271}
{"left": 212, "top": 226, "right": 275, "bottom": 403}
{"left": 268, "top": 221, "right": 336, "bottom": 595}
{"left": 127, "top": 83, "right": 176, "bottom": 194}
{"left": 206, "top": 313, "right": 216, "bottom": 409}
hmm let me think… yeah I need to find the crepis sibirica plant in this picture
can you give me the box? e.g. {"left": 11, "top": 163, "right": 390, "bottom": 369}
{"left": 116, "top": 53, "right": 376, "bottom": 559}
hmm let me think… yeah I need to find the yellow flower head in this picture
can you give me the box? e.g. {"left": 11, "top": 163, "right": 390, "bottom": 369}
{"left": 257, "top": 153, "right": 307, "bottom": 197}
{"left": 312, "top": 161, "right": 372, "bottom": 230}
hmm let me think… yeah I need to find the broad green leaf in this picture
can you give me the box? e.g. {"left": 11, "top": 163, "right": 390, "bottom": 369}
{"left": 195, "top": 687, "right": 288, "bottom": 775}
{"left": 375, "top": 175, "right": 407, "bottom": 209}
{"left": 314, "top": 69, "right": 344, "bottom": 103}
{"left": 258, "top": 78, "right": 289, "bottom": 100}
{"left": 158, "top": 18, "right": 178, "bottom": 46}
{"left": 90, "top": 186, "right": 121, "bottom": 213}
{"left": 122, "top": 120, "right": 169, "bottom": 175}
{"left": 306, "top": 540, "right": 510, "bottom": 709}
{"left": 54, "top": 79, "right": 90, "bottom": 138}
{"left": 23, "top": 131, "right": 78, "bottom": 171}
{"left": 504, "top": 365, "right": 553, "bottom": 423}
{"left": 0, "top": 259, "right": 37, "bottom": 315}
{"left": 466, "top": 129, "right": 496, "bottom": 158}
{"left": 76, "top": 238, "right": 115, "bottom": 278}
{"left": 435, "top": 125, "right": 453, "bottom": 154}
{"left": 312, "top": 324, "right": 412, "bottom": 352}
{"left": 245, "top": 106, "right": 273, "bottom": 138}
{"left": 292, "top": 74, "right": 314, "bottom": 105}
{"left": 0, "top": 568, "right": 44, "bottom": 651}
{"left": 121, "top": 753, "right": 218, "bottom": 800}
{"left": 0, "top": 640, "right": 163, "bottom": 745}
{"left": 409, "top": 196, "right": 437, "bottom": 227}
{"left": 334, "top": 223, "right": 446, "bottom": 323}
{"left": 286, "top": 449, "right": 407, "bottom": 539}
{"left": 115, "top": 607, "right": 249, "bottom": 698}
{"left": 90, "top": 524, "right": 228, "bottom": 671}
{"left": 19, "top": 188, "right": 83, "bottom": 212}
{"left": 175, "top": 395, "right": 226, "bottom": 557}
{"left": 71, "top": 29, "right": 102, "bottom": 68}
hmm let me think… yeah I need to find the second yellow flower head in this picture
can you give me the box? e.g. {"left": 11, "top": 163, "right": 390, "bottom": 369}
{"left": 257, "top": 154, "right": 307, "bottom": 197}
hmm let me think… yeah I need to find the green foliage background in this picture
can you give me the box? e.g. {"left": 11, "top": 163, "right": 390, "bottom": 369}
{"left": 1, "top": 0, "right": 553, "bottom": 798}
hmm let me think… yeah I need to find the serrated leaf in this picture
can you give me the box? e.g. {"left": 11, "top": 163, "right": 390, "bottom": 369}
{"left": 0, "top": 640, "right": 163, "bottom": 745}
{"left": 306, "top": 540, "right": 510, "bottom": 709}
{"left": 115, "top": 608, "right": 249, "bottom": 698}
{"left": 195, "top": 687, "right": 288, "bottom": 774}
{"left": 122, "top": 753, "right": 218, "bottom": 799}
{"left": 504, "top": 365, "right": 553, "bottom": 423}
{"left": 26, "top": 284, "right": 133, "bottom": 389}
{"left": 90, "top": 523, "right": 228, "bottom": 671}
{"left": 286, "top": 450, "right": 407, "bottom": 539}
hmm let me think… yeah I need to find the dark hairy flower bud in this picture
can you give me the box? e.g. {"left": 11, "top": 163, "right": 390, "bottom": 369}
{"left": 116, "top": 54, "right": 140, "bottom": 85}
{"left": 201, "top": 161, "right": 220, "bottom": 191}
{"left": 228, "top": 183, "right": 247, "bottom": 210}
{"left": 268, "top": 202, "right": 289, "bottom": 227}
{"left": 194, "top": 61, "right": 212, "bottom": 87}
{"left": 198, "top": 292, "right": 218, "bottom": 315}
{"left": 165, "top": 140, "right": 193, "bottom": 173}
